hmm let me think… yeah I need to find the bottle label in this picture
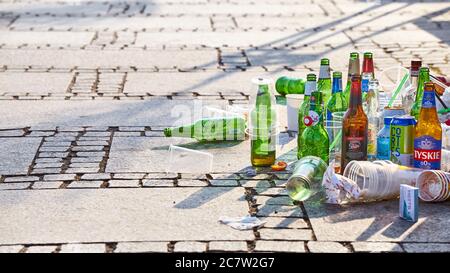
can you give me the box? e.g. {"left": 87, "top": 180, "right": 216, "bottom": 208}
{"left": 303, "top": 110, "right": 320, "bottom": 127}
{"left": 345, "top": 136, "right": 365, "bottom": 159}
{"left": 367, "top": 123, "right": 377, "bottom": 156}
{"left": 361, "top": 79, "right": 369, "bottom": 93}
{"left": 414, "top": 136, "right": 441, "bottom": 169}
{"left": 319, "top": 66, "right": 330, "bottom": 79}
{"left": 421, "top": 91, "right": 436, "bottom": 108}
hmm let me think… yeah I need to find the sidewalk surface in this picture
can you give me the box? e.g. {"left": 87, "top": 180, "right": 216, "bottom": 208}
{"left": 0, "top": 0, "right": 449, "bottom": 253}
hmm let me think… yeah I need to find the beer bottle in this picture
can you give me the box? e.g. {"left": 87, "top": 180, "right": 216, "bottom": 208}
{"left": 275, "top": 76, "right": 305, "bottom": 96}
{"left": 318, "top": 58, "right": 332, "bottom": 108}
{"left": 343, "top": 52, "right": 360, "bottom": 105}
{"left": 164, "top": 116, "right": 246, "bottom": 141}
{"left": 250, "top": 78, "right": 276, "bottom": 167}
{"left": 325, "top": 71, "right": 348, "bottom": 121}
{"left": 341, "top": 75, "right": 368, "bottom": 173}
{"left": 402, "top": 60, "right": 422, "bottom": 114}
{"left": 298, "top": 91, "right": 329, "bottom": 163}
{"left": 413, "top": 82, "right": 442, "bottom": 170}
{"left": 297, "top": 74, "right": 317, "bottom": 156}
{"left": 410, "top": 67, "right": 430, "bottom": 120}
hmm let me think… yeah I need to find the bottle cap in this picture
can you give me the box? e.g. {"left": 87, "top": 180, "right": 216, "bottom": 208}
{"left": 306, "top": 74, "right": 317, "bottom": 81}
{"left": 363, "top": 52, "right": 373, "bottom": 58}
{"left": 411, "top": 60, "right": 422, "bottom": 70}
{"left": 320, "top": 58, "right": 330, "bottom": 65}
{"left": 332, "top": 71, "right": 342, "bottom": 78}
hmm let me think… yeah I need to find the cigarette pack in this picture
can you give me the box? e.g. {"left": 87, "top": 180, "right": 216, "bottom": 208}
{"left": 400, "top": 184, "right": 419, "bottom": 222}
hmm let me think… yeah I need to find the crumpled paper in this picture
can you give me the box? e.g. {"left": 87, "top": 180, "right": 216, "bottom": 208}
{"left": 321, "top": 163, "right": 361, "bottom": 204}
{"left": 218, "top": 216, "right": 266, "bottom": 230}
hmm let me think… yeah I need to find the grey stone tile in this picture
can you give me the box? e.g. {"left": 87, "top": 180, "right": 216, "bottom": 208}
{"left": 66, "top": 181, "right": 103, "bottom": 189}
{"left": 142, "top": 179, "right": 175, "bottom": 187}
{"left": 403, "top": 243, "right": 450, "bottom": 253}
{"left": 262, "top": 217, "right": 308, "bottom": 229}
{"left": 0, "top": 245, "right": 23, "bottom": 253}
{"left": 254, "top": 241, "right": 305, "bottom": 253}
{"left": 44, "top": 174, "right": 76, "bottom": 181}
{"left": 307, "top": 241, "right": 349, "bottom": 253}
{"left": 352, "top": 242, "right": 404, "bottom": 253}
{"left": 0, "top": 183, "right": 30, "bottom": 190}
{"left": 26, "top": 245, "right": 58, "bottom": 253}
{"left": 80, "top": 173, "right": 111, "bottom": 180}
{"left": 209, "top": 241, "right": 248, "bottom": 252}
{"left": 4, "top": 176, "right": 39, "bottom": 183}
{"left": 107, "top": 180, "right": 139, "bottom": 188}
{"left": 59, "top": 243, "right": 105, "bottom": 253}
{"left": 258, "top": 228, "right": 312, "bottom": 241}
{"left": 115, "top": 242, "right": 169, "bottom": 253}
{"left": 0, "top": 138, "right": 42, "bottom": 175}
{"left": 173, "top": 242, "right": 206, "bottom": 253}
{"left": 32, "top": 182, "right": 62, "bottom": 190}
{"left": 0, "top": 188, "right": 252, "bottom": 244}
{"left": 307, "top": 200, "right": 450, "bottom": 242}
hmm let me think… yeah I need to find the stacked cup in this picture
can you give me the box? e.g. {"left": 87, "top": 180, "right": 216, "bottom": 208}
{"left": 343, "top": 160, "right": 422, "bottom": 201}
{"left": 417, "top": 170, "right": 450, "bottom": 202}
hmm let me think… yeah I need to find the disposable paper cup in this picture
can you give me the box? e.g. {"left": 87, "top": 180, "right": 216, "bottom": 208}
{"left": 286, "top": 94, "right": 304, "bottom": 132}
{"left": 418, "top": 170, "right": 450, "bottom": 202}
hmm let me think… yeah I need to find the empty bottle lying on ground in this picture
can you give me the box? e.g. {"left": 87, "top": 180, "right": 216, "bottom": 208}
{"left": 163, "top": 116, "right": 247, "bottom": 141}
{"left": 275, "top": 76, "right": 305, "bottom": 96}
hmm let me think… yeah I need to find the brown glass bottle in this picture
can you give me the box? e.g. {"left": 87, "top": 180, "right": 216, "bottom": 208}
{"left": 341, "top": 75, "right": 368, "bottom": 174}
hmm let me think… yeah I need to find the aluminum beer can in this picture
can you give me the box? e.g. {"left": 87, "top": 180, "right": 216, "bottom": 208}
{"left": 390, "top": 116, "right": 416, "bottom": 167}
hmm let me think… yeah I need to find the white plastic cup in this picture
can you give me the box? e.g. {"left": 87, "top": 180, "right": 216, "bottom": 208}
{"left": 286, "top": 94, "right": 303, "bottom": 132}
{"left": 343, "top": 160, "right": 421, "bottom": 201}
{"left": 166, "top": 145, "right": 213, "bottom": 174}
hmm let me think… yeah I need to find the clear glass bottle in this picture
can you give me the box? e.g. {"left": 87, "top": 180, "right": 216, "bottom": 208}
{"left": 366, "top": 79, "right": 380, "bottom": 161}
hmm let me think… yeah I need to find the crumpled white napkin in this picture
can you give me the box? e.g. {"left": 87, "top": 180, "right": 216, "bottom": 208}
{"left": 322, "top": 163, "right": 361, "bottom": 204}
{"left": 218, "top": 216, "right": 266, "bottom": 230}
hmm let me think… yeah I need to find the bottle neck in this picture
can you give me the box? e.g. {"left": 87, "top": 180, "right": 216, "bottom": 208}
{"left": 332, "top": 77, "right": 342, "bottom": 94}
{"left": 415, "top": 71, "right": 430, "bottom": 103}
{"left": 319, "top": 65, "right": 330, "bottom": 80}
{"left": 362, "top": 58, "right": 374, "bottom": 76}
{"left": 419, "top": 90, "right": 439, "bottom": 122}
{"left": 304, "top": 81, "right": 317, "bottom": 96}
{"left": 349, "top": 79, "right": 363, "bottom": 110}
{"left": 348, "top": 59, "right": 360, "bottom": 78}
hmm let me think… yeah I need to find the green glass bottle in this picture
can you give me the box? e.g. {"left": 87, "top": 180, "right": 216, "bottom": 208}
{"left": 326, "top": 71, "right": 348, "bottom": 121}
{"left": 318, "top": 58, "right": 332, "bottom": 110}
{"left": 164, "top": 116, "right": 246, "bottom": 141}
{"left": 250, "top": 78, "right": 277, "bottom": 167}
{"left": 343, "top": 52, "right": 360, "bottom": 105}
{"left": 275, "top": 76, "right": 305, "bottom": 96}
{"left": 298, "top": 74, "right": 317, "bottom": 140}
{"left": 297, "top": 91, "right": 330, "bottom": 163}
{"left": 410, "top": 67, "right": 430, "bottom": 120}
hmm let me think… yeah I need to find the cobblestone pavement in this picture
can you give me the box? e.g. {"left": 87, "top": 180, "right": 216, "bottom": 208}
{"left": 0, "top": 0, "right": 449, "bottom": 253}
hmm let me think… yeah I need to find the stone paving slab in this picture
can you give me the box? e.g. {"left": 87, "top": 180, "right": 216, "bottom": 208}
{"left": 0, "top": 187, "right": 253, "bottom": 245}
{"left": 0, "top": 137, "right": 41, "bottom": 175}
{"left": 0, "top": 73, "right": 72, "bottom": 94}
{"left": 0, "top": 49, "right": 218, "bottom": 69}
{"left": 306, "top": 200, "right": 450, "bottom": 243}
{"left": 0, "top": 99, "right": 230, "bottom": 127}
{"left": 0, "top": 32, "right": 95, "bottom": 45}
